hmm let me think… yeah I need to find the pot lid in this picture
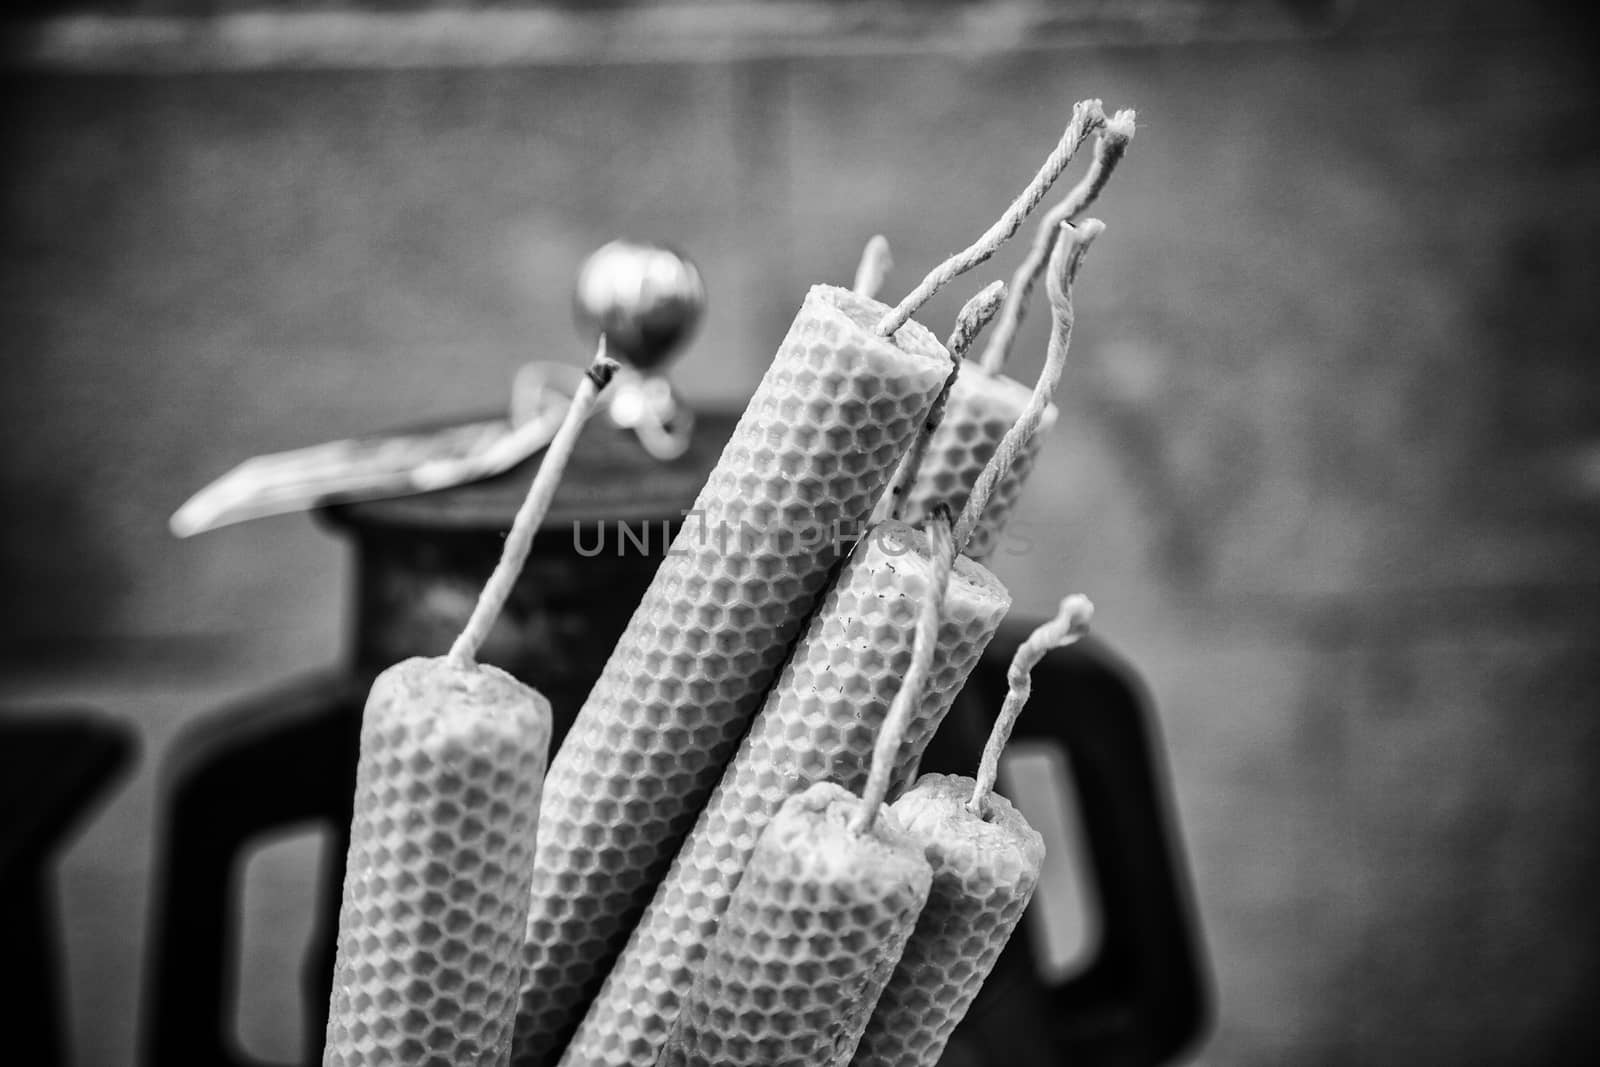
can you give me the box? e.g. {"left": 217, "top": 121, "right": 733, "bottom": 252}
{"left": 320, "top": 410, "right": 738, "bottom": 534}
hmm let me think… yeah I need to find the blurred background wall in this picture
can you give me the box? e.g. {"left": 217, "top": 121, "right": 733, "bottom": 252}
{"left": 3, "top": 1, "right": 1598, "bottom": 1064}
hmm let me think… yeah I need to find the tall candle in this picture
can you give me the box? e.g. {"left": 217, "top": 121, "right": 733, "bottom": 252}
{"left": 509, "top": 286, "right": 949, "bottom": 1067}
{"left": 559, "top": 519, "right": 1008, "bottom": 1067}
{"left": 660, "top": 511, "right": 959, "bottom": 1067}
{"left": 323, "top": 352, "right": 615, "bottom": 1066}
{"left": 851, "top": 596, "right": 1093, "bottom": 1067}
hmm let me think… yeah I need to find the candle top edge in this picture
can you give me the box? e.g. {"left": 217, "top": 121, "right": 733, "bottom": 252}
{"left": 764, "top": 781, "right": 933, "bottom": 890}
{"left": 805, "top": 283, "right": 949, "bottom": 368}
{"left": 369, "top": 655, "right": 551, "bottom": 724}
{"left": 892, "top": 771, "right": 1045, "bottom": 877}
{"left": 864, "top": 519, "right": 1012, "bottom": 606}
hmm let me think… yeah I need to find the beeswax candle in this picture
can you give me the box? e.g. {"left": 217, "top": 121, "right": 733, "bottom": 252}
{"left": 322, "top": 351, "right": 616, "bottom": 1067}
{"left": 660, "top": 513, "right": 959, "bottom": 1067}
{"left": 510, "top": 286, "right": 950, "bottom": 1067}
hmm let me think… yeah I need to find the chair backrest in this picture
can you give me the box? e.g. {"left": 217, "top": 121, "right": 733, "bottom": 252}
{"left": 1, "top": 707, "right": 136, "bottom": 1067}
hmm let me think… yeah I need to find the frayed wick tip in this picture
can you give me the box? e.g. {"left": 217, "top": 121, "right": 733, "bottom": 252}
{"left": 970, "top": 278, "right": 1008, "bottom": 320}
{"left": 1105, "top": 108, "right": 1138, "bottom": 143}
{"left": 1048, "top": 218, "right": 1105, "bottom": 300}
{"left": 946, "top": 279, "right": 1008, "bottom": 361}
{"left": 1053, "top": 593, "right": 1095, "bottom": 635}
{"left": 585, "top": 337, "right": 622, "bottom": 391}
{"left": 1067, "top": 216, "right": 1107, "bottom": 248}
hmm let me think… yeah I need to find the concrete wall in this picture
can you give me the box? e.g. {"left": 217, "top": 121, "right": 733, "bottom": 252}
{"left": 3, "top": 3, "right": 1598, "bottom": 1064}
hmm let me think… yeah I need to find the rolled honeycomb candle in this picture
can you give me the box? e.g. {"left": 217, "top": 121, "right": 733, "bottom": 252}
{"left": 560, "top": 518, "right": 1009, "bottom": 1067}
{"left": 323, "top": 351, "right": 616, "bottom": 1066}
{"left": 851, "top": 596, "right": 1093, "bottom": 1067}
{"left": 662, "top": 511, "right": 958, "bottom": 1067}
{"left": 661, "top": 782, "right": 933, "bottom": 1067}
{"left": 510, "top": 285, "right": 950, "bottom": 1067}
{"left": 323, "top": 662, "right": 551, "bottom": 1067}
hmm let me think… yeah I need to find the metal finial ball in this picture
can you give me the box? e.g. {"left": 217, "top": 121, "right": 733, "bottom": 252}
{"left": 574, "top": 241, "right": 706, "bottom": 372}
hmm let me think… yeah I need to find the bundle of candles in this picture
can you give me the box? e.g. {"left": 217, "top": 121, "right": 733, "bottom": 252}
{"left": 322, "top": 98, "right": 1136, "bottom": 1067}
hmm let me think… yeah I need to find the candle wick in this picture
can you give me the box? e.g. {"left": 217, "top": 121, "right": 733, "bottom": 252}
{"left": 447, "top": 339, "right": 619, "bottom": 672}
{"left": 978, "top": 109, "right": 1135, "bottom": 376}
{"left": 852, "top": 234, "right": 894, "bottom": 300}
{"left": 852, "top": 508, "right": 957, "bottom": 835}
{"left": 876, "top": 99, "right": 1106, "bottom": 339}
{"left": 967, "top": 595, "right": 1093, "bottom": 817}
{"left": 953, "top": 217, "right": 1102, "bottom": 555}
{"left": 876, "top": 280, "right": 1007, "bottom": 526}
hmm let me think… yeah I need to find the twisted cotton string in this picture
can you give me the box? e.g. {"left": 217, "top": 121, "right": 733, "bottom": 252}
{"left": 968, "top": 595, "right": 1094, "bottom": 817}
{"left": 876, "top": 99, "right": 1106, "bottom": 338}
{"left": 448, "top": 340, "right": 619, "bottom": 670}
{"left": 979, "top": 109, "right": 1135, "bottom": 375}
{"left": 853, "top": 234, "right": 894, "bottom": 299}
{"left": 853, "top": 508, "right": 958, "bottom": 834}
{"left": 953, "top": 218, "right": 1102, "bottom": 553}
{"left": 876, "top": 280, "right": 1007, "bottom": 524}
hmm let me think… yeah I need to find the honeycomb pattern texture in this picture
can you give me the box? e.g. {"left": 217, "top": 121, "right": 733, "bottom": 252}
{"left": 661, "top": 782, "right": 933, "bottom": 1067}
{"left": 324, "top": 657, "right": 551, "bottom": 1067}
{"left": 850, "top": 773, "right": 1045, "bottom": 1067}
{"left": 902, "top": 363, "right": 1058, "bottom": 562}
{"left": 510, "top": 285, "right": 950, "bottom": 1067}
{"left": 559, "top": 521, "right": 1010, "bottom": 1067}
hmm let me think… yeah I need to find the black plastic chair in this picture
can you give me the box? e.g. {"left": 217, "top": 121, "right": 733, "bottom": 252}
{"left": 142, "top": 625, "right": 1208, "bottom": 1067}
{"left": 0, "top": 707, "right": 137, "bottom": 1067}
{"left": 927, "top": 632, "right": 1211, "bottom": 1066}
